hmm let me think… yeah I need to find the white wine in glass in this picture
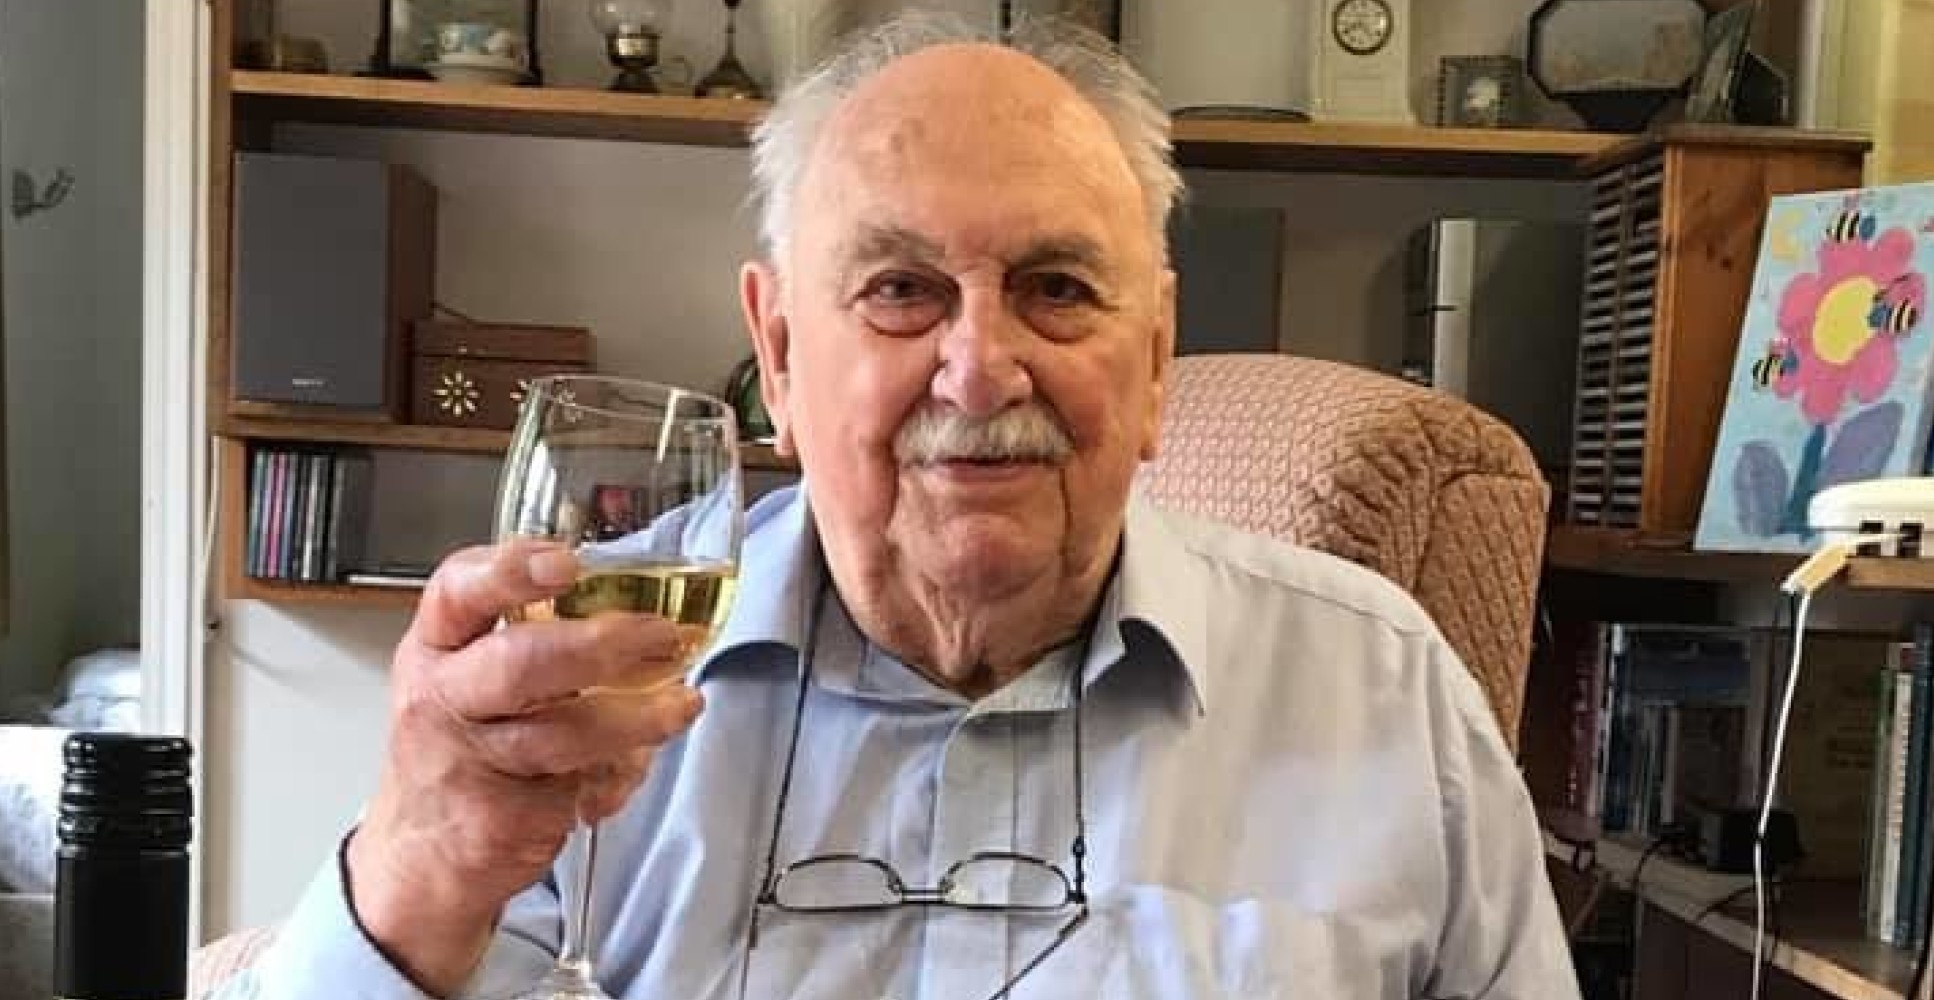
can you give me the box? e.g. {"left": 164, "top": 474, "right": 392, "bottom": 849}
{"left": 494, "top": 375, "right": 744, "bottom": 1000}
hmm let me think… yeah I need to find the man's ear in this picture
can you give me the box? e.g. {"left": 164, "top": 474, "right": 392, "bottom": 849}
{"left": 741, "top": 260, "right": 796, "bottom": 456}
{"left": 1139, "top": 268, "right": 1178, "bottom": 463}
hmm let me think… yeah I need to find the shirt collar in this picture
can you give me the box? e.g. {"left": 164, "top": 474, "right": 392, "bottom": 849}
{"left": 693, "top": 487, "right": 1210, "bottom": 714}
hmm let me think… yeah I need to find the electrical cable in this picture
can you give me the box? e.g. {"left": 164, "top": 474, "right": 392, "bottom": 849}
{"left": 1912, "top": 870, "right": 1933, "bottom": 1000}
{"left": 1751, "top": 587, "right": 1810, "bottom": 1000}
{"left": 1747, "top": 532, "right": 1896, "bottom": 1000}
{"left": 1630, "top": 831, "right": 1675, "bottom": 896}
{"left": 1761, "top": 595, "right": 1785, "bottom": 797}
{"left": 198, "top": 438, "right": 221, "bottom": 630}
{"left": 1913, "top": 923, "right": 1931, "bottom": 1000}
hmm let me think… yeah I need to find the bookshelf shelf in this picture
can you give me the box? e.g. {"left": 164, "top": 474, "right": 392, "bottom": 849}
{"left": 232, "top": 70, "right": 761, "bottom": 148}
{"left": 1551, "top": 835, "right": 1914, "bottom": 1000}
{"left": 1545, "top": 526, "right": 1789, "bottom": 583}
{"left": 230, "top": 576, "right": 423, "bottom": 610}
{"left": 230, "top": 70, "right": 1620, "bottom": 179}
{"left": 1545, "top": 525, "right": 1934, "bottom": 592}
{"left": 219, "top": 417, "right": 800, "bottom": 471}
{"left": 222, "top": 416, "right": 509, "bottom": 454}
{"left": 214, "top": 429, "right": 799, "bottom": 612}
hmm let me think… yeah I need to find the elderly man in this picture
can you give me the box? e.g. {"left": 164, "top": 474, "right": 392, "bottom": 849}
{"left": 218, "top": 14, "right": 1577, "bottom": 1000}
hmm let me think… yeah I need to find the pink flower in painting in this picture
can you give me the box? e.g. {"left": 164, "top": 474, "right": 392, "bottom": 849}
{"left": 1773, "top": 226, "right": 1927, "bottom": 425}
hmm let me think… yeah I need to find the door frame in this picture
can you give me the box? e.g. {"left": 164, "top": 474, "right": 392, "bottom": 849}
{"left": 141, "top": 0, "right": 211, "bottom": 939}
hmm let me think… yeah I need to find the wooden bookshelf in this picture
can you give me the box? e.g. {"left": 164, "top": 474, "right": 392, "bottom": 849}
{"left": 1545, "top": 525, "right": 1934, "bottom": 592}
{"left": 205, "top": 66, "right": 1635, "bottom": 613}
{"left": 219, "top": 417, "right": 799, "bottom": 471}
{"left": 1552, "top": 835, "right": 1914, "bottom": 1000}
{"left": 231, "top": 70, "right": 1620, "bottom": 179}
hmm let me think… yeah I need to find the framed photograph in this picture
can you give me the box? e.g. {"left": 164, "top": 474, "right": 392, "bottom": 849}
{"left": 1684, "top": 1, "right": 1757, "bottom": 124}
{"left": 588, "top": 485, "right": 643, "bottom": 542}
{"left": 1436, "top": 56, "right": 1525, "bottom": 128}
{"left": 233, "top": 0, "right": 276, "bottom": 69}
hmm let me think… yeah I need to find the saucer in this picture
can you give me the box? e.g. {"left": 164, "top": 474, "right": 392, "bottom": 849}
{"left": 434, "top": 51, "right": 522, "bottom": 70}
{"left": 425, "top": 61, "right": 525, "bottom": 86}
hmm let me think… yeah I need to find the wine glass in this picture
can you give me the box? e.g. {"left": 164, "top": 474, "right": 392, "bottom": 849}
{"left": 494, "top": 375, "right": 744, "bottom": 1000}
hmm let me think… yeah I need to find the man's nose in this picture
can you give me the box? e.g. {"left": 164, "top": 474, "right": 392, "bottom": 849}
{"left": 931, "top": 292, "right": 1033, "bottom": 418}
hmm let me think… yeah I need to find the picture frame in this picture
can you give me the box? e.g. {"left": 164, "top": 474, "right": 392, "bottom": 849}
{"left": 1436, "top": 55, "right": 1526, "bottom": 128}
{"left": 588, "top": 484, "right": 644, "bottom": 542}
{"left": 1525, "top": 0, "right": 1705, "bottom": 131}
{"left": 233, "top": 0, "right": 277, "bottom": 69}
{"left": 370, "top": 0, "right": 541, "bottom": 83}
{"left": 1684, "top": 1, "right": 1757, "bottom": 124}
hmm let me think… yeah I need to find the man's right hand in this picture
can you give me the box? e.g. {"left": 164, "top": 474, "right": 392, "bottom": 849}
{"left": 345, "top": 539, "right": 707, "bottom": 997}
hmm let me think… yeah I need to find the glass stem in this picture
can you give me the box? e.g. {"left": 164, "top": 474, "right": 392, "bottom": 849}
{"left": 558, "top": 820, "right": 602, "bottom": 976}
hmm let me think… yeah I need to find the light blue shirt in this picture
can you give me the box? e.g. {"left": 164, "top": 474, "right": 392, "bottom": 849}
{"left": 217, "top": 486, "right": 1579, "bottom": 1000}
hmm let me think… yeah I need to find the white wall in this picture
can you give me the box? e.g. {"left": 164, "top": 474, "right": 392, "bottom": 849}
{"left": 1183, "top": 170, "right": 1584, "bottom": 369}
{"left": 0, "top": 0, "right": 145, "bottom": 706}
{"left": 205, "top": 0, "right": 1597, "bottom": 934}
{"left": 79, "top": 0, "right": 147, "bottom": 656}
{"left": 204, "top": 604, "right": 407, "bottom": 935}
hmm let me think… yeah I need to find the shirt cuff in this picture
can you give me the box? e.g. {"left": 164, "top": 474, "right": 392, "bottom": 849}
{"left": 247, "top": 830, "right": 436, "bottom": 1000}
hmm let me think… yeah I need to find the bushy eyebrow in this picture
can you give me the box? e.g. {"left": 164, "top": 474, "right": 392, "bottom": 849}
{"left": 1008, "top": 235, "right": 1110, "bottom": 276}
{"left": 836, "top": 224, "right": 946, "bottom": 276}
{"left": 835, "top": 224, "right": 1114, "bottom": 283}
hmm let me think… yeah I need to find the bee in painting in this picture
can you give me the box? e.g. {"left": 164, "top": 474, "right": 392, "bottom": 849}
{"left": 1828, "top": 199, "right": 1877, "bottom": 243}
{"left": 1750, "top": 338, "right": 1796, "bottom": 390}
{"left": 1872, "top": 278, "right": 1924, "bottom": 335}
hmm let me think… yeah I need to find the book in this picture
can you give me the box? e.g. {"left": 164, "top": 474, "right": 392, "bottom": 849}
{"left": 1590, "top": 624, "right": 1767, "bottom": 840}
{"left": 1775, "top": 630, "right": 1889, "bottom": 879}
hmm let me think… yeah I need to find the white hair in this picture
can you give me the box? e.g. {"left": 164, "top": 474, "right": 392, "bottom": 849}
{"left": 747, "top": 10, "right": 1184, "bottom": 262}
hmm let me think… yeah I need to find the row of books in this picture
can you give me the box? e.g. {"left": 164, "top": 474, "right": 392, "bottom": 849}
{"left": 1529, "top": 623, "right": 1763, "bottom": 843}
{"left": 1864, "top": 628, "right": 1934, "bottom": 946}
{"left": 244, "top": 446, "right": 374, "bottom": 583}
{"left": 1526, "top": 620, "right": 1890, "bottom": 892}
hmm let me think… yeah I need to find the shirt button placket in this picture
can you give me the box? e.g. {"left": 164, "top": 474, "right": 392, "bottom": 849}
{"left": 916, "top": 713, "right": 1016, "bottom": 1000}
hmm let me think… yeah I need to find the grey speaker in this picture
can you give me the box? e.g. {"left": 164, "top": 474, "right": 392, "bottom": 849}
{"left": 231, "top": 152, "right": 436, "bottom": 418}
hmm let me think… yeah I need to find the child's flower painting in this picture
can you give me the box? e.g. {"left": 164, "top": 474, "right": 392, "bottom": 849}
{"left": 1695, "top": 183, "right": 1934, "bottom": 553}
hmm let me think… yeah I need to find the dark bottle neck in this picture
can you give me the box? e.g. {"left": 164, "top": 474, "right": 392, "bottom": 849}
{"left": 54, "top": 734, "right": 194, "bottom": 1000}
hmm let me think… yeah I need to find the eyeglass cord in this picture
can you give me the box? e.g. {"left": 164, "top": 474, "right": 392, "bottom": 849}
{"left": 739, "top": 543, "right": 1103, "bottom": 998}
{"left": 746, "top": 560, "right": 825, "bottom": 947}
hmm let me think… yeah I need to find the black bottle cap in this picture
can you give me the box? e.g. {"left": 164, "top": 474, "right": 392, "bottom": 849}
{"left": 58, "top": 733, "right": 194, "bottom": 851}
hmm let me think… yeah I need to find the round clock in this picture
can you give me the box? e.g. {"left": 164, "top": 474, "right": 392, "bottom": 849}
{"left": 1331, "top": 0, "right": 1393, "bottom": 56}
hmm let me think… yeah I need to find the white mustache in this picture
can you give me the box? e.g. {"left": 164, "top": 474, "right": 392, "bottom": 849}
{"left": 894, "top": 403, "right": 1074, "bottom": 466}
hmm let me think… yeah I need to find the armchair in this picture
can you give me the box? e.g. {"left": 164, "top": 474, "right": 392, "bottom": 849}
{"left": 1136, "top": 353, "right": 1550, "bottom": 749}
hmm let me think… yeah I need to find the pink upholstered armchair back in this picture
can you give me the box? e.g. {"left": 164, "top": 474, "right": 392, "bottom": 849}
{"left": 1135, "top": 353, "right": 1550, "bottom": 749}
